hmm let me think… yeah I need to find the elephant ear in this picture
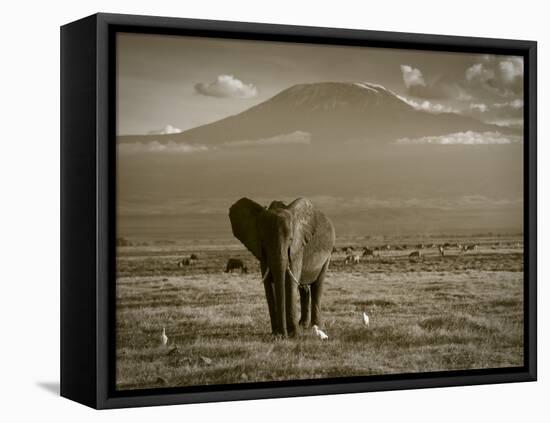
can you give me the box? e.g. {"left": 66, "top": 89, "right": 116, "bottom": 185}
{"left": 229, "top": 198, "right": 264, "bottom": 260}
{"left": 288, "top": 198, "right": 315, "bottom": 258}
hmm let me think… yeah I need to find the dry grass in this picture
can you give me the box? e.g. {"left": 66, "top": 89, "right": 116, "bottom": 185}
{"left": 116, "top": 240, "right": 524, "bottom": 390}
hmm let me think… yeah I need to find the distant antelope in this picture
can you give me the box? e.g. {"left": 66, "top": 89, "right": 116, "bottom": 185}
{"left": 345, "top": 254, "right": 361, "bottom": 265}
{"left": 362, "top": 247, "right": 375, "bottom": 258}
{"left": 178, "top": 257, "right": 197, "bottom": 267}
{"left": 461, "top": 243, "right": 479, "bottom": 253}
{"left": 409, "top": 250, "right": 422, "bottom": 261}
{"left": 415, "top": 243, "right": 424, "bottom": 249}
{"left": 438, "top": 245, "right": 445, "bottom": 257}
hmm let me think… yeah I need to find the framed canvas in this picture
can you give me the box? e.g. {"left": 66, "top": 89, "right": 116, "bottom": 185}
{"left": 60, "top": 13, "right": 537, "bottom": 409}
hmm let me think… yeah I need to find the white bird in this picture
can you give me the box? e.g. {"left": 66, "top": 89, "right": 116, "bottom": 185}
{"left": 160, "top": 327, "right": 168, "bottom": 346}
{"left": 312, "top": 325, "right": 328, "bottom": 340}
{"left": 363, "top": 312, "right": 370, "bottom": 328}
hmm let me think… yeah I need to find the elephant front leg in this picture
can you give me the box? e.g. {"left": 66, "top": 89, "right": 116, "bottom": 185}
{"left": 311, "top": 258, "right": 329, "bottom": 327}
{"left": 261, "top": 263, "right": 278, "bottom": 335}
{"left": 263, "top": 278, "right": 278, "bottom": 335}
{"left": 299, "top": 285, "right": 311, "bottom": 328}
{"left": 285, "top": 276, "right": 299, "bottom": 337}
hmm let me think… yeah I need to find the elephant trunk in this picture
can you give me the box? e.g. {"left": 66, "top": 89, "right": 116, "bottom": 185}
{"left": 267, "top": 247, "right": 289, "bottom": 337}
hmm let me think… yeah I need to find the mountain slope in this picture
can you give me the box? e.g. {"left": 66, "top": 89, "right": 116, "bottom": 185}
{"left": 118, "top": 82, "right": 519, "bottom": 145}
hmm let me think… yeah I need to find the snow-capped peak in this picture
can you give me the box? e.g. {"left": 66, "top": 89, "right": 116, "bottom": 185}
{"left": 353, "top": 82, "right": 379, "bottom": 93}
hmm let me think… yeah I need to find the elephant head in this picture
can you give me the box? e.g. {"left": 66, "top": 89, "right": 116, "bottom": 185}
{"left": 229, "top": 197, "right": 335, "bottom": 337}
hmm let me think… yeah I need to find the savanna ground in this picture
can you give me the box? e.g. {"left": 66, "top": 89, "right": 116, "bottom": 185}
{"left": 115, "top": 235, "right": 524, "bottom": 390}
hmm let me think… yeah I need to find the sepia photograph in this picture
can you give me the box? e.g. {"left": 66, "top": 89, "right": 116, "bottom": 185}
{"left": 114, "top": 32, "right": 525, "bottom": 391}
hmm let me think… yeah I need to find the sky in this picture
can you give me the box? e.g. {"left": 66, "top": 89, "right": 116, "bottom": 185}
{"left": 116, "top": 33, "right": 524, "bottom": 240}
{"left": 117, "top": 33, "right": 524, "bottom": 135}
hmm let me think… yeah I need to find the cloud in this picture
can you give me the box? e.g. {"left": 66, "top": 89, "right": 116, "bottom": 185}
{"left": 470, "top": 103, "right": 489, "bottom": 113}
{"left": 117, "top": 132, "right": 311, "bottom": 154}
{"left": 499, "top": 57, "right": 523, "bottom": 84}
{"left": 397, "top": 95, "right": 457, "bottom": 114}
{"left": 223, "top": 131, "right": 311, "bottom": 147}
{"left": 465, "top": 63, "right": 495, "bottom": 83}
{"left": 194, "top": 74, "right": 258, "bottom": 98}
{"left": 396, "top": 131, "right": 523, "bottom": 145}
{"left": 485, "top": 118, "right": 524, "bottom": 129}
{"left": 147, "top": 124, "right": 182, "bottom": 135}
{"left": 464, "top": 56, "right": 523, "bottom": 96}
{"left": 494, "top": 99, "right": 524, "bottom": 109}
{"left": 462, "top": 98, "right": 523, "bottom": 126}
{"left": 400, "top": 65, "right": 426, "bottom": 89}
{"left": 490, "top": 99, "right": 524, "bottom": 122}
{"left": 400, "top": 64, "right": 448, "bottom": 98}
{"left": 456, "top": 90, "right": 474, "bottom": 101}
{"left": 118, "top": 141, "right": 209, "bottom": 154}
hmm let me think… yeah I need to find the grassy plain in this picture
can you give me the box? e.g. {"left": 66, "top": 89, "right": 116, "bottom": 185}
{"left": 115, "top": 237, "right": 524, "bottom": 390}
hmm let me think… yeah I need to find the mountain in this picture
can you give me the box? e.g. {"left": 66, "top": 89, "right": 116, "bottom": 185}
{"left": 118, "top": 82, "right": 520, "bottom": 146}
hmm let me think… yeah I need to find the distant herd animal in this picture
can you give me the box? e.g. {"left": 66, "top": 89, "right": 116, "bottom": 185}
{"left": 335, "top": 240, "right": 488, "bottom": 265}
{"left": 408, "top": 250, "right": 422, "bottom": 260}
{"left": 344, "top": 254, "right": 361, "bottom": 265}
{"left": 177, "top": 256, "right": 197, "bottom": 267}
{"left": 225, "top": 258, "right": 248, "bottom": 273}
{"left": 176, "top": 239, "right": 491, "bottom": 275}
{"left": 177, "top": 255, "right": 250, "bottom": 274}
{"left": 362, "top": 247, "right": 375, "bottom": 258}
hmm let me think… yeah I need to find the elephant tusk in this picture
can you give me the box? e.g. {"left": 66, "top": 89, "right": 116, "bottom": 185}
{"left": 261, "top": 268, "right": 270, "bottom": 283}
{"left": 287, "top": 266, "right": 300, "bottom": 286}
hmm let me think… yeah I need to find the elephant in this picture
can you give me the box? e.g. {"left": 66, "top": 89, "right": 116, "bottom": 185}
{"left": 225, "top": 258, "right": 248, "bottom": 274}
{"left": 229, "top": 197, "right": 335, "bottom": 337}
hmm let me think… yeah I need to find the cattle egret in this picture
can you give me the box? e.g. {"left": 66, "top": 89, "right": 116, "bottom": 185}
{"left": 160, "top": 327, "right": 168, "bottom": 346}
{"left": 363, "top": 312, "right": 370, "bottom": 327}
{"left": 313, "top": 325, "right": 328, "bottom": 340}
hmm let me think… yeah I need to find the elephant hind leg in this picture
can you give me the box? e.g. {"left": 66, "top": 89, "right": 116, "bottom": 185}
{"left": 311, "top": 258, "right": 330, "bottom": 327}
{"left": 298, "top": 285, "right": 311, "bottom": 328}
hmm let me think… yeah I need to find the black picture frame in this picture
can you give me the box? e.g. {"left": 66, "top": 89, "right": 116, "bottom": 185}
{"left": 60, "top": 12, "right": 537, "bottom": 409}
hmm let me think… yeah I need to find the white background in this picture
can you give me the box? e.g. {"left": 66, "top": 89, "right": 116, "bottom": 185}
{"left": 0, "top": 0, "right": 546, "bottom": 421}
